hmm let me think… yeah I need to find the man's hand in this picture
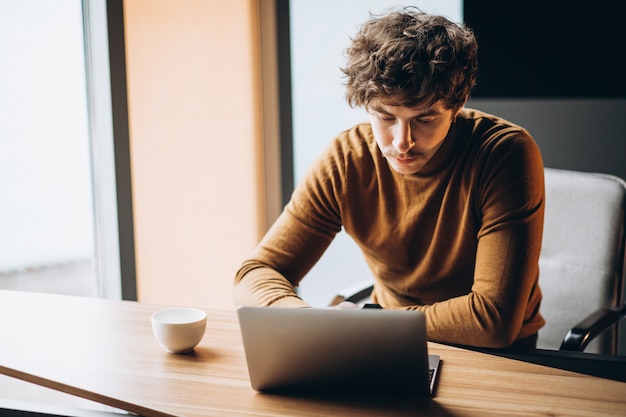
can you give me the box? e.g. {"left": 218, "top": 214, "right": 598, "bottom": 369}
{"left": 328, "top": 301, "right": 360, "bottom": 310}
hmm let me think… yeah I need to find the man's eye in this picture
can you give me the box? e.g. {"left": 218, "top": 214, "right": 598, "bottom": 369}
{"left": 416, "top": 118, "right": 434, "bottom": 124}
{"left": 378, "top": 114, "right": 394, "bottom": 121}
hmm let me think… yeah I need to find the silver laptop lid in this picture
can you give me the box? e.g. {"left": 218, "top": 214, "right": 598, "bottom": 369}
{"left": 237, "top": 306, "right": 434, "bottom": 396}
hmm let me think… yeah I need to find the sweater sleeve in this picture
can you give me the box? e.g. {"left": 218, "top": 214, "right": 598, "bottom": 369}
{"left": 232, "top": 209, "right": 335, "bottom": 308}
{"left": 233, "top": 138, "right": 346, "bottom": 308}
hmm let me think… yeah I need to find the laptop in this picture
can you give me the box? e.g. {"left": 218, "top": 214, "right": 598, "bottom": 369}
{"left": 237, "top": 306, "right": 440, "bottom": 397}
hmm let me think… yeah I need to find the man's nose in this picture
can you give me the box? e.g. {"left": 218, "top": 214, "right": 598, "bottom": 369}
{"left": 392, "top": 121, "right": 414, "bottom": 154}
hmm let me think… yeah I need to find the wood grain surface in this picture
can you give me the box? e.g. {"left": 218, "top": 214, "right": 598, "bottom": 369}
{"left": 1, "top": 290, "right": 624, "bottom": 416}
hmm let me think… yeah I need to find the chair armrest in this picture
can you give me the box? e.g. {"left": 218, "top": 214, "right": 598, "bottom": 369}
{"left": 328, "top": 281, "right": 374, "bottom": 306}
{"left": 560, "top": 304, "right": 626, "bottom": 352}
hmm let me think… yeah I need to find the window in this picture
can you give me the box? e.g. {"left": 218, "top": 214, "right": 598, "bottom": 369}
{"left": 0, "top": 0, "right": 134, "bottom": 300}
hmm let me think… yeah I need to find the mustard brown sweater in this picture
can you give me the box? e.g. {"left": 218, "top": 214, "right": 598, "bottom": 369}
{"left": 234, "top": 108, "right": 545, "bottom": 348}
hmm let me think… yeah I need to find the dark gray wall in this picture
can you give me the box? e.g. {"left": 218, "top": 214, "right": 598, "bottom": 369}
{"left": 468, "top": 99, "right": 626, "bottom": 181}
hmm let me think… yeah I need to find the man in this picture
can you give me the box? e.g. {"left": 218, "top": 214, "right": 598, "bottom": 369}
{"left": 234, "top": 7, "right": 545, "bottom": 350}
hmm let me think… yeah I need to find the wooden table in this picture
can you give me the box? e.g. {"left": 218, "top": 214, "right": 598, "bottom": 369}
{"left": 1, "top": 290, "right": 625, "bottom": 417}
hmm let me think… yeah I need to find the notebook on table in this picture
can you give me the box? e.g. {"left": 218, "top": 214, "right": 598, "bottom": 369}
{"left": 237, "top": 306, "right": 441, "bottom": 397}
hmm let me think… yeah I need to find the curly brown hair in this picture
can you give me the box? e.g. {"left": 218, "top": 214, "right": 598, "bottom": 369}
{"left": 342, "top": 7, "right": 478, "bottom": 111}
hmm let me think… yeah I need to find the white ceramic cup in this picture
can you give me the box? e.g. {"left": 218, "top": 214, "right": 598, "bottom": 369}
{"left": 151, "top": 307, "right": 207, "bottom": 353}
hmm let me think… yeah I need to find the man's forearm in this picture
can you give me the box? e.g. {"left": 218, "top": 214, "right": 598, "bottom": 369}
{"left": 233, "top": 265, "right": 310, "bottom": 308}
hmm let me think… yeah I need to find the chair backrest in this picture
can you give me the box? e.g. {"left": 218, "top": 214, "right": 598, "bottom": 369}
{"left": 538, "top": 168, "right": 626, "bottom": 354}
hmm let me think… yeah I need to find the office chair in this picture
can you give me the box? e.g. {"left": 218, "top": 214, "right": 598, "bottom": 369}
{"left": 330, "top": 168, "right": 626, "bottom": 355}
{"left": 537, "top": 168, "right": 625, "bottom": 354}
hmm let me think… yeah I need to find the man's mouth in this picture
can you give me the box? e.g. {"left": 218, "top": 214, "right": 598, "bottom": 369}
{"left": 384, "top": 152, "right": 425, "bottom": 162}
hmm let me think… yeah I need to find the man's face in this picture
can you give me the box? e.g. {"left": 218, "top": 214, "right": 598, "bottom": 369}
{"left": 367, "top": 99, "right": 458, "bottom": 175}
